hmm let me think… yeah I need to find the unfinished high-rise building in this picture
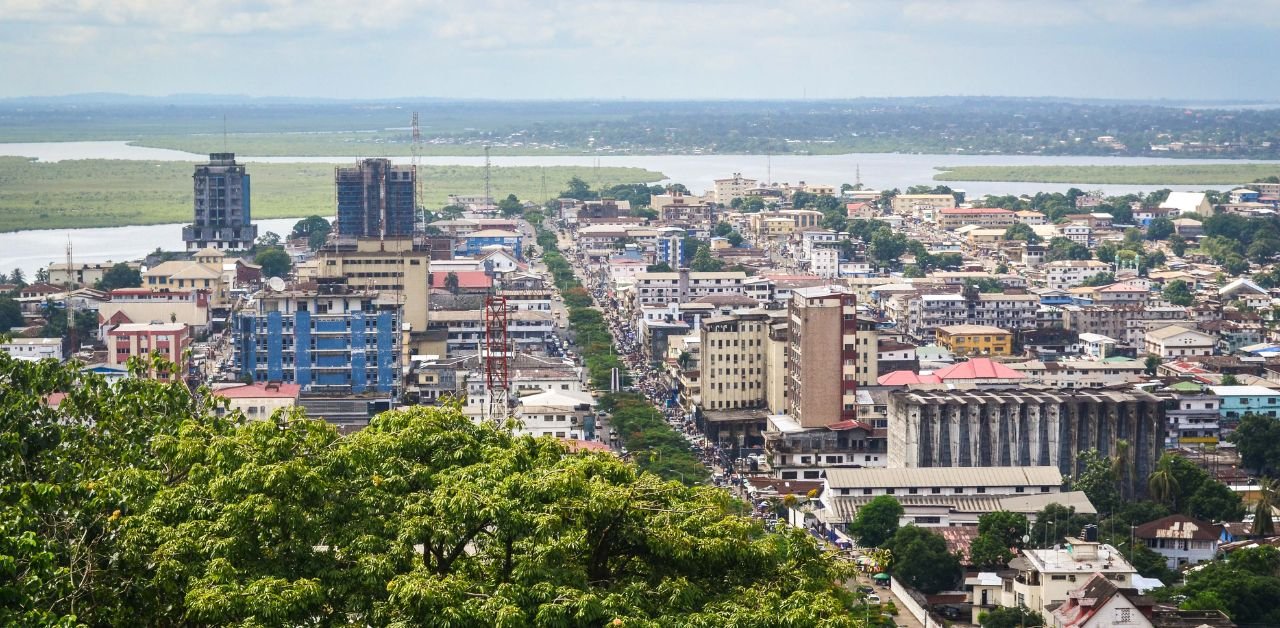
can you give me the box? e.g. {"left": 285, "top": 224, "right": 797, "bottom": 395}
{"left": 335, "top": 158, "right": 416, "bottom": 238}
{"left": 183, "top": 153, "right": 257, "bottom": 251}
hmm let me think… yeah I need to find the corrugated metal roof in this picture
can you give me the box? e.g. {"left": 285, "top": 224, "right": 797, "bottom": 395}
{"left": 825, "top": 466, "right": 1062, "bottom": 489}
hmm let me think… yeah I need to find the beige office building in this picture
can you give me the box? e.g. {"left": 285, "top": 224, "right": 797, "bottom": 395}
{"left": 316, "top": 237, "right": 431, "bottom": 331}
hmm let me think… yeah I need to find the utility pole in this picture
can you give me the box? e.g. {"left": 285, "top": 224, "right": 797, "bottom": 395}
{"left": 411, "top": 111, "right": 423, "bottom": 231}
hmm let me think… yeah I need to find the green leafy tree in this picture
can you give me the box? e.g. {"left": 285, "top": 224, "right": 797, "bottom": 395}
{"left": 690, "top": 247, "right": 724, "bottom": 272}
{"left": 979, "top": 605, "right": 1044, "bottom": 628}
{"left": 1146, "top": 217, "right": 1175, "bottom": 240}
{"left": 646, "top": 262, "right": 673, "bottom": 272}
{"left": 1044, "top": 237, "right": 1091, "bottom": 262}
{"left": 1175, "top": 545, "right": 1280, "bottom": 626}
{"left": 1073, "top": 450, "right": 1120, "bottom": 514}
{"left": 849, "top": 495, "right": 903, "bottom": 548}
{"left": 978, "top": 511, "right": 1029, "bottom": 550}
{"left": 95, "top": 262, "right": 142, "bottom": 291}
{"left": 1148, "top": 455, "right": 1181, "bottom": 509}
{"left": 291, "top": 215, "right": 331, "bottom": 240}
{"left": 0, "top": 296, "right": 24, "bottom": 332}
{"left": 1004, "top": 222, "right": 1041, "bottom": 243}
{"left": 1080, "top": 272, "right": 1116, "bottom": 287}
{"left": 968, "top": 533, "right": 1015, "bottom": 570}
{"left": 1029, "top": 503, "right": 1096, "bottom": 548}
{"left": 440, "top": 204, "right": 466, "bottom": 219}
{"left": 727, "top": 231, "right": 745, "bottom": 247}
{"left": 444, "top": 271, "right": 461, "bottom": 294}
{"left": 1169, "top": 234, "right": 1188, "bottom": 257}
{"left": 1144, "top": 354, "right": 1161, "bottom": 376}
{"left": 254, "top": 248, "right": 292, "bottom": 278}
{"left": 1230, "top": 413, "right": 1280, "bottom": 475}
{"left": 34, "top": 267, "right": 49, "bottom": 283}
{"left": 498, "top": 193, "right": 523, "bottom": 217}
{"left": 0, "top": 355, "right": 865, "bottom": 626}
{"left": 1162, "top": 279, "right": 1194, "bottom": 306}
{"left": 561, "top": 176, "right": 597, "bottom": 201}
{"left": 884, "top": 525, "right": 961, "bottom": 594}
{"left": 256, "top": 231, "right": 282, "bottom": 247}
{"left": 1251, "top": 478, "right": 1278, "bottom": 536}
{"left": 9, "top": 268, "right": 25, "bottom": 286}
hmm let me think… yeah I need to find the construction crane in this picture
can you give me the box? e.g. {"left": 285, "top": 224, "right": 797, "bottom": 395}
{"left": 483, "top": 295, "right": 510, "bottom": 422}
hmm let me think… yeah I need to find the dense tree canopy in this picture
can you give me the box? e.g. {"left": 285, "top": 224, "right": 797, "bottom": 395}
{"left": 94, "top": 262, "right": 142, "bottom": 291}
{"left": 0, "top": 355, "right": 862, "bottom": 626}
{"left": 883, "top": 526, "right": 961, "bottom": 594}
{"left": 254, "top": 248, "right": 292, "bottom": 279}
{"left": 849, "top": 495, "right": 903, "bottom": 549}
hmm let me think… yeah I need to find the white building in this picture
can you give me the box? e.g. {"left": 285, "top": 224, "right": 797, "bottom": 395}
{"left": 631, "top": 271, "right": 748, "bottom": 308}
{"left": 1143, "top": 325, "right": 1215, "bottom": 359}
{"left": 713, "top": 173, "right": 759, "bottom": 205}
{"left": 810, "top": 248, "right": 840, "bottom": 278}
{"left": 818, "top": 466, "right": 1073, "bottom": 528}
{"left": 1, "top": 337, "right": 65, "bottom": 361}
{"left": 1133, "top": 514, "right": 1222, "bottom": 570}
{"left": 514, "top": 389, "right": 597, "bottom": 440}
{"left": 1012, "top": 538, "right": 1136, "bottom": 626}
{"left": 1044, "top": 260, "right": 1113, "bottom": 290}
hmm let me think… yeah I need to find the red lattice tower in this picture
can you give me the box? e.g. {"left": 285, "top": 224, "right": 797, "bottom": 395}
{"left": 483, "top": 295, "right": 510, "bottom": 421}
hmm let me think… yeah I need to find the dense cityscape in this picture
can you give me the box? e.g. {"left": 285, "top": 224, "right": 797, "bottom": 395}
{"left": 5, "top": 145, "right": 1280, "bottom": 625}
{"left": 10, "top": 1, "right": 1280, "bottom": 626}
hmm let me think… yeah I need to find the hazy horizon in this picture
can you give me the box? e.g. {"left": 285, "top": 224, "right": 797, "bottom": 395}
{"left": 4, "top": 0, "right": 1280, "bottom": 101}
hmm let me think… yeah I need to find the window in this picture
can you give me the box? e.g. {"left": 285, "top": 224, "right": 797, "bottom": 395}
{"left": 1116, "top": 608, "right": 1133, "bottom": 624}
{"left": 976, "top": 487, "right": 986, "bottom": 494}
{"left": 908, "top": 488, "right": 918, "bottom": 494}
{"left": 931, "top": 487, "right": 941, "bottom": 494}
{"left": 954, "top": 487, "right": 964, "bottom": 494}
{"left": 863, "top": 488, "right": 872, "bottom": 495}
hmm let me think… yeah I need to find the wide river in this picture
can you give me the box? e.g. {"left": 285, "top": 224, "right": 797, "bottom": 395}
{"left": 0, "top": 140, "right": 1272, "bottom": 275}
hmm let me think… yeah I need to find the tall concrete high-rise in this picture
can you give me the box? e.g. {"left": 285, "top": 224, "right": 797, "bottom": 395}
{"left": 183, "top": 153, "right": 257, "bottom": 251}
{"left": 785, "top": 286, "right": 861, "bottom": 428}
{"left": 335, "top": 158, "right": 417, "bottom": 238}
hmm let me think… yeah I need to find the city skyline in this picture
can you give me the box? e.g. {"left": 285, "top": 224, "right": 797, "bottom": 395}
{"left": 4, "top": 0, "right": 1280, "bottom": 101}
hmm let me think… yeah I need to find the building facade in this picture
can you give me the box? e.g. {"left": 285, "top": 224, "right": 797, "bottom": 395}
{"left": 887, "top": 388, "right": 1165, "bottom": 479}
{"left": 234, "top": 280, "right": 400, "bottom": 395}
{"left": 335, "top": 158, "right": 416, "bottom": 238}
{"left": 786, "top": 286, "right": 859, "bottom": 427}
{"left": 182, "top": 153, "right": 257, "bottom": 251}
{"left": 316, "top": 237, "right": 431, "bottom": 331}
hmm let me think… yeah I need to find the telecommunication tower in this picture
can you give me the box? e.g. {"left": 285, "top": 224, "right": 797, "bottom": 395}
{"left": 483, "top": 145, "right": 492, "bottom": 207}
{"left": 411, "top": 112, "right": 424, "bottom": 230}
{"left": 483, "top": 295, "right": 510, "bottom": 422}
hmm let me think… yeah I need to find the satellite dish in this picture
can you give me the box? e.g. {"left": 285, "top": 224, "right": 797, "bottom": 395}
{"left": 268, "top": 277, "right": 286, "bottom": 292}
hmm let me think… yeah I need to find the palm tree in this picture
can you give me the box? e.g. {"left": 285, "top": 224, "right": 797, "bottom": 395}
{"left": 1253, "top": 477, "right": 1278, "bottom": 537}
{"left": 1111, "top": 439, "right": 1133, "bottom": 500}
{"left": 1148, "top": 456, "right": 1180, "bottom": 509}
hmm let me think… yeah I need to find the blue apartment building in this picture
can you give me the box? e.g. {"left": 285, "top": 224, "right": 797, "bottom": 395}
{"left": 235, "top": 280, "right": 400, "bottom": 395}
{"left": 460, "top": 229, "right": 524, "bottom": 260}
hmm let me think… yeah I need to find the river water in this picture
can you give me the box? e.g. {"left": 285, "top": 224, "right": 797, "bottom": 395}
{"left": 0, "top": 140, "right": 1271, "bottom": 275}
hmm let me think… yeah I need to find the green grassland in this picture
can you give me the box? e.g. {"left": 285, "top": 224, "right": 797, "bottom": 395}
{"left": 933, "top": 164, "right": 1280, "bottom": 185}
{"left": 0, "top": 157, "right": 663, "bottom": 232}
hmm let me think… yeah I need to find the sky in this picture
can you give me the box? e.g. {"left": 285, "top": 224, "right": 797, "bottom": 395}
{"left": 3, "top": 0, "right": 1280, "bottom": 101}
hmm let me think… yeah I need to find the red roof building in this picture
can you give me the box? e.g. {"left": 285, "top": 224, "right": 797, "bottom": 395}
{"left": 429, "top": 271, "right": 493, "bottom": 292}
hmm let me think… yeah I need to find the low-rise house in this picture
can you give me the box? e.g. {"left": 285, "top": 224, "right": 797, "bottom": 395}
{"left": 1049, "top": 572, "right": 1153, "bottom": 628}
{"left": 1144, "top": 325, "right": 1216, "bottom": 359}
{"left": 1012, "top": 537, "right": 1138, "bottom": 626}
{"left": 1134, "top": 514, "right": 1223, "bottom": 570}
{"left": 1044, "top": 260, "right": 1112, "bottom": 290}
{"left": 515, "top": 389, "right": 598, "bottom": 441}
{"left": 211, "top": 382, "right": 301, "bottom": 420}
{"left": 0, "top": 337, "right": 64, "bottom": 361}
{"left": 935, "top": 325, "right": 1014, "bottom": 357}
{"left": 106, "top": 322, "right": 189, "bottom": 380}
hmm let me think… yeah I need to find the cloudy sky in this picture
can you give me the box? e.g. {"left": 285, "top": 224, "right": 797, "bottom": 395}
{"left": 3, "top": 0, "right": 1279, "bottom": 100}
